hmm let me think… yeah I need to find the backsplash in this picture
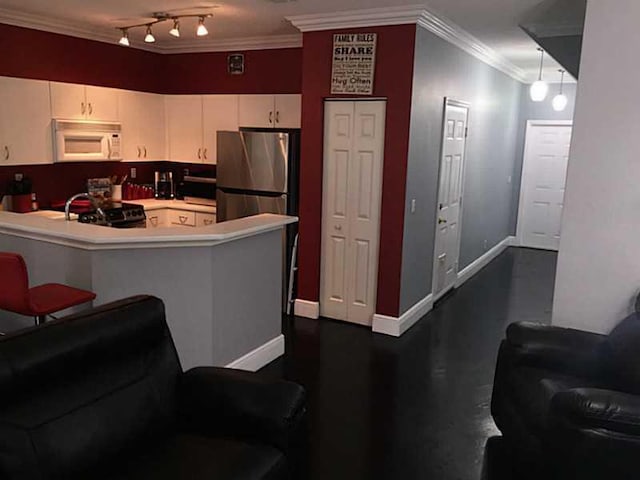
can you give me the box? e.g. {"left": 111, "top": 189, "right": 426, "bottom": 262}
{"left": 0, "top": 162, "right": 215, "bottom": 208}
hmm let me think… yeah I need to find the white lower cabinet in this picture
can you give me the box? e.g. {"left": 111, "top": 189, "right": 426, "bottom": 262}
{"left": 168, "top": 210, "right": 196, "bottom": 227}
{"left": 146, "top": 209, "right": 216, "bottom": 228}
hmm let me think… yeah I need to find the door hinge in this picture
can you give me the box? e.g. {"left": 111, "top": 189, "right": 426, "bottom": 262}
{"left": 465, "top": 127, "right": 469, "bottom": 138}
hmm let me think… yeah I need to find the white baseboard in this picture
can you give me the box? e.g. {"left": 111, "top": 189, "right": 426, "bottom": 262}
{"left": 455, "top": 236, "right": 516, "bottom": 288}
{"left": 294, "top": 299, "right": 320, "bottom": 319}
{"left": 225, "top": 335, "right": 285, "bottom": 372}
{"left": 372, "top": 293, "right": 433, "bottom": 337}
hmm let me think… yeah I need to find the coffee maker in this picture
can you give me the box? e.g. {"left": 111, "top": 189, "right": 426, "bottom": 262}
{"left": 154, "top": 171, "right": 174, "bottom": 200}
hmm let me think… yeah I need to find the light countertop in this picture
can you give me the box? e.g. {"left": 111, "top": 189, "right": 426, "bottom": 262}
{"left": 0, "top": 210, "right": 296, "bottom": 250}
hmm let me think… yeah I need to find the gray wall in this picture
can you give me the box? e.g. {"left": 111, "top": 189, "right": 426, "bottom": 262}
{"left": 398, "top": 26, "right": 523, "bottom": 314}
{"left": 510, "top": 82, "right": 577, "bottom": 228}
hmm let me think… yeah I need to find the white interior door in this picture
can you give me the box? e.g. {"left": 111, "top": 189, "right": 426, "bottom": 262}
{"left": 320, "top": 100, "right": 386, "bottom": 326}
{"left": 432, "top": 100, "right": 469, "bottom": 301}
{"left": 517, "top": 121, "right": 573, "bottom": 251}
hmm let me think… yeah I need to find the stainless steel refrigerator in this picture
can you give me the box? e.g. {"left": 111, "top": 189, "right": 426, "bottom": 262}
{"left": 216, "top": 129, "right": 300, "bottom": 311}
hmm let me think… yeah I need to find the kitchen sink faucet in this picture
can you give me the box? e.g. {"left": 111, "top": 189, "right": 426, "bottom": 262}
{"left": 65, "top": 193, "right": 105, "bottom": 221}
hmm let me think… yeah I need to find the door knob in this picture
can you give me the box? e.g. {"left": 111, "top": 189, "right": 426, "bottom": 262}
{"left": 438, "top": 218, "right": 447, "bottom": 224}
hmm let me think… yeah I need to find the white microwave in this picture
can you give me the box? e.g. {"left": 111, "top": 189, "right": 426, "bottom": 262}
{"left": 52, "top": 119, "right": 122, "bottom": 162}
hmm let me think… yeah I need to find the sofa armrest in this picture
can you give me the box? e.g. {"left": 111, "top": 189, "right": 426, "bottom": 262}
{"left": 507, "top": 322, "right": 606, "bottom": 351}
{"left": 178, "top": 367, "right": 307, "bottom": 454}
{"left": 550, "top": 388, "right": 640, "bottom": 436}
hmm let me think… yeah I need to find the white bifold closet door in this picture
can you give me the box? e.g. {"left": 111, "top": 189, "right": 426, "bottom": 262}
{"left": 320, "top": 100, "right": 386, "bottom": 326}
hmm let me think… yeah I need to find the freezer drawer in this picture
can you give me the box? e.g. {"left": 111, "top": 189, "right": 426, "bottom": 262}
{"left": 216, "top": 190, "right": 287, "bottom": 223}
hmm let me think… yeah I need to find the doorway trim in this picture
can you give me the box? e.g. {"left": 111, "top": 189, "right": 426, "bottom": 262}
{"left": 516, "top": 119, "right": 573, "bottom": 248}
{"left": 431, "top": 97, "right": 471, "bottom": 303}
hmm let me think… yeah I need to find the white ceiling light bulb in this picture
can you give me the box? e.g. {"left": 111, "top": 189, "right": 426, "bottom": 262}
{"left": 169, "top": 19, "right": 180, "bottom": 38}
{"left": 144, "top": 25, "right": 155, "bottom": 43}
{"left": 196, "top": 16, "right": 209, "bottom": 36}
{"left": 530, "top": 48, "right": 548, "bottom": 102}
{"left": 118, "top": 28, "right": 130, "bottom": 47}
{"left": 552, "top": 69, "right": 568, "bottom": 112}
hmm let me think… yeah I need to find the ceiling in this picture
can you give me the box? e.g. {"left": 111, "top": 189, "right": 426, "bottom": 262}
{"left": 0, "top": 0, "right": 573, "bottom": 83}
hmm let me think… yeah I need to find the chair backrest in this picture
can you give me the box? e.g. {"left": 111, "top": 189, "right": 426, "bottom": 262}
{"left": 0, "top": 252, "right": 31, "bottom": 315}
{"left": 0, "top": 295, "right": 182, "bottom": 479}
{"left": 601, "top": 313, "right": 640, "bottom": 393}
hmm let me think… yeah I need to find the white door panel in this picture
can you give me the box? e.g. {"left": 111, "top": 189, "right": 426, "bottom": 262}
{"left": 432, "top": 101, "right": 469, "bottom": 301}
{"left": 321, "top": 100, "right": 386, "bottom": 326}
{"left": 518, "top": 123, "right": 572, "bottom": 251}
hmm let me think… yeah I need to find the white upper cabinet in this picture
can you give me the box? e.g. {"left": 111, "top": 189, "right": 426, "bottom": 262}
{"left": 50, "top": 82, "right": 119, "bottom": 121}
{"left": 238, "top": 94, "right": 301, "bottom": 129}
{"left": 165, "top": 95, "right": 203, "bottom": 163}
{"left": 119, "top": 90, "right": 166, "bottom": 161}
{"left": 0, "top": 76, "right": 52, "bottom": 165}
{"left": 202, "top": 95, "right": 239, "bottom": 165}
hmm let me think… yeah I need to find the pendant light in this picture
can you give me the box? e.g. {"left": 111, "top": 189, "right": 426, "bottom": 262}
{"left": 144, "top": 25, "right": 155, "bottom": 43}
{"left": 169, "top": 19, "right": 180, "bottom": 38}
{"left": 118, "top": 28, "right": 130, "bottom": 47}
{"left": 196, "top": 16, "right": 209, "bottom": 36}
{"left": 552, "top": 69, "right": 568, "bottom": 112}
{"left": 530, "top": 48, "right": 549, "bottom": 102}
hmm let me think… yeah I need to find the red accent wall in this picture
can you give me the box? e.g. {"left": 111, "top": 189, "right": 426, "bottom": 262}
{"left": 297, "top": 25, "right": 416, "bottom": 318}
{"left": 162, "top": 49, "right": 302, "bottom": 94}
{"left": 0, "top": 23, "right": 302, "bottom": 94}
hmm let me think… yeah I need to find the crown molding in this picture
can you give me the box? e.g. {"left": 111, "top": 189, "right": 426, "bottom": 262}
{"left": 287, "top": 5, "right": 528, "bottom": 84}
{"left": 286, "top": 5, "right": 426, "bottom": 32}
{"left": 417, "top": 10, "right": 528, "bottom": 83}
{"left": 0, "top": 7, "right": 301, "bottom": 54}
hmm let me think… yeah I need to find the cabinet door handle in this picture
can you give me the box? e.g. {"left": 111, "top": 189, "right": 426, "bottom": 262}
{"left": 137, "top": 146, "right": 141, "bottom": 158}
{"left": 269, "top": 111, "right": 273, "bottom": 124}
{"left": 179, "top": 215, "right": 188, "bottom": 224}
{"left": 107, "top": 139, "right": 112, "bottom": 159}
{"left": 203, "top": 148, "right": 208, "bottom": 160}
{"left": 81, "top": 102, "right": 86, "bottom": 115}
{"left": 143, "top": 146, "right": 147, "bottom": 158}
{"left": 4, "top": 146, "right": 9, "bottom": 160}
{"left": 276, "top": 111, "right": 280, "bottom": 124}
{"left": 197, "top": 148, "right": 202, "bottom": 160}
{"left": 88, "top": 103, "right": 93, "bottom": 115}
{"left": 204, "top": 219, "right": 214, "bottom": 226}
{"left": 150, "top": 216, "right": 158, "bottom": 227}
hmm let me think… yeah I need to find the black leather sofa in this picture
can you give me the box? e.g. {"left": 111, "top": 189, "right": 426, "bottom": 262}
{"left": 491, "top": 314, "right": 640, "bottom": 479}
{"left": 0, "top": 295, "right": 306, "bottom": 479}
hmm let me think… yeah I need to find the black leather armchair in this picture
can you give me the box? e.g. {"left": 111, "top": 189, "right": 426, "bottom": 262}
{"left": 0, "top": 296, "right": 306, "bottom": 480}
{"left": 491, "top": 314, "right": 640, "bottom": 479}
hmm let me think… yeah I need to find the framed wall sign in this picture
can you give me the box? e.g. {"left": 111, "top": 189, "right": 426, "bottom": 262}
{"left": 331, "top": 33, "right": 377, "bottom": 95}
{"left": 228, "top": 54, "right": 245, "bottom": 75}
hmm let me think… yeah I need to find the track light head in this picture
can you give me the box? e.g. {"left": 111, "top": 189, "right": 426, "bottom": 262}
{"left": 118, "top": 28, "right": 130, "bottom": 46}
{"left": 144, "top": 25, "right": 155, "bottom": 43}
{"left": 169, "top": 19, "right": 180, "bottom": 38}
{"left": 197, "top": 16, "right": 208, "bottom": 36}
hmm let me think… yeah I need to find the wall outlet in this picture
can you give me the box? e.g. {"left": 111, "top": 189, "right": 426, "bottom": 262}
{"left": 410, "top": 199, "right": 416, "bottom": 214}
{"left": 507, "top": 175, "right": 512, "bottom": 184}
{"left": 130, "top": 167, "right": 137, "bottom": 179}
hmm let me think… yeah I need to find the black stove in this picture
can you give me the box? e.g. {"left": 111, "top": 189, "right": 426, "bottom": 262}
{"left": 78, "top": 203, "right": 146, "bottom": 228}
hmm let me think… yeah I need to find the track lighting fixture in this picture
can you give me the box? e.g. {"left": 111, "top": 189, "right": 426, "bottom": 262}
{"left": 196, "top": 16, "right": 209, "bottom": 36}
{"left": 116, "top": 12, "right": 214, "bottom": 47}
{"left": 144, "top": 25, "right": 155, "bottom": 43}
{"left": 530, "top": 48, "right": 549, "bottom": 102}
{"left": 552, "top": 69, "right": 568, "bottom": 112}
{"left": 169, "top": 19, "right": 180, "bottom": 38}
{"left": 118, "top": 28, "right": 130, "bottom": 46}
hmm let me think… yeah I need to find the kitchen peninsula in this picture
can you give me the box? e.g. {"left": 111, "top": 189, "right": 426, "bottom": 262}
{"left": 0, "top": 211, "right": 296, "bottom": 370}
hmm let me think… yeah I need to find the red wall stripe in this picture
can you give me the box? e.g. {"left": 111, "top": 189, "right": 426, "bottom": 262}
{"left": 298, "top": 25, "right": 416, "bottom": 318}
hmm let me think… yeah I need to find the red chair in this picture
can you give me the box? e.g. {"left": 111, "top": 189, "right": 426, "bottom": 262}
{"left": 0, "top": 253, "right": 96, "bottom": 326}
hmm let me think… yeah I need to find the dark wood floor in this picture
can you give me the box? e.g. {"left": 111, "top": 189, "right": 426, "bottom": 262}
{"left": 260, "top": 247, "right": 557, "bottom": 480}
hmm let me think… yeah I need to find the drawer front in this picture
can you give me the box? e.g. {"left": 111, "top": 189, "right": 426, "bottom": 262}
{"left": 195, "top": 212, "right": 216, "bottom": 227}
{"left": 146, "top": 209, "right": 168, "bottom": 228}
{"left": 168, "top": 210, "right": 196, "bottom": 227}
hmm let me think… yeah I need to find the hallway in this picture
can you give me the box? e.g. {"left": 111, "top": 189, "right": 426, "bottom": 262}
{"left": 260, "top": 247, "right": 557, "bottom": 479}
